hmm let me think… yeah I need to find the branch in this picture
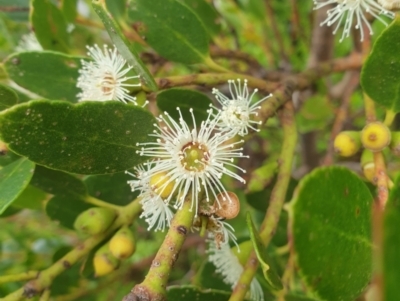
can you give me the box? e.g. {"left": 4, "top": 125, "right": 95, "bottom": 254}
{"left": 122, "top": 195, "right": 196, "bottom": 301}
{"left": 229, "top": 101, "right": 298, "bottom": 301}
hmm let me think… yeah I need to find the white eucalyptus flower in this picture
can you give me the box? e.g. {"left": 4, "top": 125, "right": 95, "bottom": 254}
{"left": 314, "top": 0, "right": 395, "bottom": 42}
{"left": 16, "top": 33, "right": 43, "bottom": 52}
{"left": 126, "top": 165, "right": 174, "bottom": 232}
{"left": 208, "top": 239, "right": 264, "bottom": 301}
{"left": 212, "top": 79, "right": 271, "bottom": 137}
{"left": 136, "top": 108, "right": 247, "bottom": 216}
{"left": 77, "top": 44, "right": 140, "bottom": 103}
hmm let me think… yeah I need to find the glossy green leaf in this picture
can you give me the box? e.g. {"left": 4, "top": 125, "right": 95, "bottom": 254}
{"left": 179, "top": 0, "right": 222, "bottom": 36}
{"left": 0, "top": 158, "right": 35, "bottom": 214}
{"left": 0, "top": 148, "right": 20, "bottom": 167}
{"left": 46, "top": 195, "right": 92, "bottom": 229}
{"left": 4, "top": 51, "right": 83, "bottom": 102}
{"left": 167, "top": 286, "right": 230, "bottom": 301}
{"left": 30, "top": 0, "right": 69, "bottom": 52}
{"left": 383, "top": 177, "right": 400, "bottom": 301}
{"left": 0, "top": 206, "right": 21, "bottom": 218}
{"left": 106, "top": 0, "right": 126, "bottom": 20}
{"left": 157, "top": 88, "right": 212, "bottom": 127}
{"left": 246, "top": 213, "right": 283, "bottom": 291}
{"left": 12, "top": 185, "right": 46, "bottom": 210}
{"left": 0, "top": 83, "right": 18, "bottom": 110}
{"left": 92, "top": 0, "right": 157, "bottom": 91}
{"left": 291, "top": 166, "right": 373, "bottom": 301}
{"left": 129, "top": 0, "right": 209, "bottom": 64}
{"left": 0, "top": 100, "right": 156, "bottom": 174}
{"left": 61, "top": 0, "right": 78, "bottom": 23}
{"left": 84, "top": 172, "right": 138, "bottom": 206}
{"left": 30, "top": 165, "right": 87, "bottom": 197}
{"left": 361, "top": 17, "right": 400, "bottom": 112}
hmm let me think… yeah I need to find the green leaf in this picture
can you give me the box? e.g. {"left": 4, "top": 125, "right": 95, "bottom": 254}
{"left": 383, "top": 177, "right": 400, "bottom": 301}
{"left": 361, "top": 17, "right": 400, "bottom": 112}
{"left": 4, "top": 51, "right": 83, "bottom": 102}
{"left": 105, "top": 0, "right": 126, "bottom": 20}
{"left": 0, "top": 148, "right": 20, "bottom": 167}
{"left": 30, "top": 0, "right": 69, "bottom": 52}
{"left": 92, "top": 0, "right": 158, "bottom": 91}
{"left": 0, "top": 83, "right": 18, "bottom": 110}
{"left": 0, "top": 158, "right": 35, "bottom": 214}
{"left": 246, "top": 213, "right": 283, "bottom": 291}
{"left": 157, "top": 88, "right": 212, "bottom": 127}
{"left": 0, "top": 206, "right": 21, "bottom": 218}
{"left": 167, "top": 285, "right": 230, "bottom": 301}
{"left": 30, "top": 165, "right": 87, "bottom": 197}
{"left": 12, "top": 185, "right": 46, "bottom": 210}
{"left": 45, "top": 195, "right": 92, "bottom": 229}
{"left": 179, "top": 0, "right": 222, "bottom": 36}
{"left": 128, "top": 0, "right": 209, "bottom": 64}
{"left": 290, "top": 166, "right": 373, "bottom": 301}
{"left": 61, "top": 0, "right": 78, "bottom": 23}
{"left": 0, "top": 100, "right": 156, "bottom": 174}
{"left": 84, "top": 172, "right": 138, "bottom": 206}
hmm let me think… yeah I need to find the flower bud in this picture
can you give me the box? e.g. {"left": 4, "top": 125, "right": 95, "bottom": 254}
{"left": 361, "top": 122, "right": 391, "bottom": 152}
{"left": 93, "top": 244, "right": 119, "bottom": 277}
{"left": 231, "top": 240, "right": 253, "bottom": 266}
{"left": 389, "top": 131, "right": 400, "bottom": 156}
{"left": 363, "top": 162, "right": 376, "bottom": 183}
{"left": 333, "top": 131, "right": 361, "bottom": 157}
{"left": 109, "top": 226, "right": 136, "bottom": 260}
{"left": 360, "top": 150, "right": 375, "bottom": 183}
{"left": 74, "top": 207, "right": 116, "bottom": 235}
{"left": 212, "top": 192, "right": 240, "bottom": 220}
{"left": 149, "top": 172, "right": 175, "bottom": 199}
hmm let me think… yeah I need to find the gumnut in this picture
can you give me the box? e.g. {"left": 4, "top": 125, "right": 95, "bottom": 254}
{"left": 212, "top": 191, "right": 240, "bottom": 220}
{"left": 149, "top": 171, "right": 175, "bottom": 199}
{"left": 333, "top": 131, "right": 361, "bottom": 157}
{"left": 93, "top": 244, "right": 120, "bottom": 277}
{"left": 74, "top": 207, "right": 116, "bottom": 235}
{"left": 361, "top": 121, "right": 391, "bottom": 152}
{"left": 389, "top": 131, "right": 400, "bottom": 156}
{"left": 232, "top": 240, "right": 253, "bottom": 266}
{"left": 109, "top": 226, "right": 136, "bottom": 260}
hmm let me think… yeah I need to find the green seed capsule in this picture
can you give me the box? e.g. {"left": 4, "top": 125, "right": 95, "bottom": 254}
{"left": 93, "top": 244, "right": 119, "bottom": 277}
{"left": 74, "top": 207, "right": 116, "bottom": 235}
{"left": 334, "top": 131, "right": 361, "bottom": 157}
{"left": 109, "top": 226, "right": 136, "bottom": 260}
{"left": 361, "top": 122, "right": 391, "bottom": 152}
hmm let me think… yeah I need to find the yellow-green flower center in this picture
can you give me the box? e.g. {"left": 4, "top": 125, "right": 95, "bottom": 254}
{"left": 181, "top": 142, "right": 209, "bottom": 172}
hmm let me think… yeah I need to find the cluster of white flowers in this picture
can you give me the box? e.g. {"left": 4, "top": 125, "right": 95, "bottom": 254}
{"left": 76, "top": 44, "right": 140, "bottom": 103}
{"left": 76, "top": 42, "right": 269, "bottom": 300}
{"left": 127, "top": 79, "right": 269, "bottom": 301}
{"left": 313, "top": 0, "right": 395, "bottom": 42}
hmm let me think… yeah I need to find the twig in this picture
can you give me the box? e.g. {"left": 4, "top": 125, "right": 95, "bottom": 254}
{"left": 122, "top": 195, "right": 196, "bottom": 301}
{"left": 0, "top": 271, "right": 38, "bottom": 285}
{"left": 322, "top": 71, "right": 360, "bottom": 165}
{"left": 228, "top": 101, "right": 297, "bottom": 301}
